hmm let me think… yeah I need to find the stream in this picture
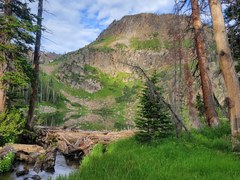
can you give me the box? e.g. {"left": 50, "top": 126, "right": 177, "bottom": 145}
{"left": 0, "top": 152, "right": 80, "bottom": 180}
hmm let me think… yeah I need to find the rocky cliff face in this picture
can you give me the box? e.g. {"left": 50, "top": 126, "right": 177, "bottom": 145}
{"left": 97, "top": 13, "right": 187, "bottom": 41}
{"left": 56, "top": 13, "right": 195, "bottom": 88}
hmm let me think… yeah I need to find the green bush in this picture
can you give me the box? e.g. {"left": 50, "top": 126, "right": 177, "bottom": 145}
{"left": 0, "top": 152, "right": 15, "bottom": 174}
{"left": 0, "top": 109, "right": 25, "bottom": 146}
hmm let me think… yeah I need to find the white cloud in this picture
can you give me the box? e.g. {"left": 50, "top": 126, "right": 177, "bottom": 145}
{"left": 30, "top": 0, "right": 175, "bottom": 54}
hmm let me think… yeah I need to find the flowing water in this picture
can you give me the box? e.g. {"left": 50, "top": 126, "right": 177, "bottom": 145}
{"left": 0, "top": 152, "right": 80, "bottom": 180}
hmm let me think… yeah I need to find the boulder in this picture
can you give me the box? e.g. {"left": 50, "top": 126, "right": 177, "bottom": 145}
{"left": 16, "top": 169, "right": 29, "bottom": 177}
{"left": 33, "top": 147, "right": 57, "bottom": 173}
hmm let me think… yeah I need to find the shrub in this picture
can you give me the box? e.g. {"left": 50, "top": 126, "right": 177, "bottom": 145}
{"left": 0, "top": 109, "right": 25, "bottom": 146}
{"left": 0, "top": 152, "right": 15, "bottom": 174}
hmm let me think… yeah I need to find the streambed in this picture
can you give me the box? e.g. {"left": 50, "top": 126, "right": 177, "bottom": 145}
{"left": 0, "top": 152, "right": 80, "bottom": 180}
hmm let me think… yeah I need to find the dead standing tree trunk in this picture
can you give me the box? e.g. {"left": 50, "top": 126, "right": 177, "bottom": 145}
{"left": 208, "top": 0, "right": 240, "bottom": 150}
{"left": 184, "top": 62, "right": 201, "bottom": 128}
{"left": 27, "top": 0, "right": 43, "bottom": 130}
{"left": 190, "top": 0, "right": 219, "bottom": 127}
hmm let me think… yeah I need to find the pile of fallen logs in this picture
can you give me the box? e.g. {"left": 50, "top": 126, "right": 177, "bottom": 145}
{"left": 35, "top": 126, "right": 134, "bottom": 157}
{"left": 0, "top": 126, "right": 134, "bottom": 177}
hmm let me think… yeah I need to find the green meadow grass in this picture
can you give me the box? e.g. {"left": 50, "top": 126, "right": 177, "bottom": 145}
{"left": 58, "top": 123, "right": 240, "bottom": 180}
{"left": 131, "top": 38, "right": 161, "bottom": 51}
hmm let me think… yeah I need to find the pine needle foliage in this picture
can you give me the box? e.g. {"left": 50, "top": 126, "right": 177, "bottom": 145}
{"left": 0, "top": 1, "right": 37, "bottom": 107}
{"left": 135, "top": 72, "right": 173, "bottom": 142}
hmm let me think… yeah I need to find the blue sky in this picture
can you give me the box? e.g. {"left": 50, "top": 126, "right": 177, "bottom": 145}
{"left": 31, "top": 0, "right": 175, "bottom": 54}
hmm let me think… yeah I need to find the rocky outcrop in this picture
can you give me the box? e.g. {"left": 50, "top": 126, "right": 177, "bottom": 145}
{"left": 97, "top": 13, "right": 188, "bottom": 40}
{"left": 58, "top": 48, "right": 171, "bottom": 73}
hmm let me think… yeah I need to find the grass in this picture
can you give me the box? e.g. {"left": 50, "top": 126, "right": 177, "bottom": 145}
{"left": 131, "top": 38, "right": 161, "bottom": 51}
{"left": 160, "top": 39, "right": 194, "bottom": 50}
{"left": 90, "top": 36, "right": 116, "bottom": 46}
{"left": 115, "top": 43, "right": 127, "bottom": 50}
{"left": 91, "top": 36, "right": 117, "bottom": 47}
{"left": 58, "top": 123, "right": 240, "bottom": 180}
{"left": 89, "top": 36, "right": 116, "bottom": 52}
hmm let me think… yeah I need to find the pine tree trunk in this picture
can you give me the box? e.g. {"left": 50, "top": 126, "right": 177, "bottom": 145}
{"left": 0, "top": 64, "right": 6, "bottom": 112}
{"left": 27, "top": 0, "right": 43, "bottom": 130}
{"left": 0, "top": 0, "right": 12, "bottom": 112}
{"left": 190, "top": 0, "right": 219, "bottom": 127}
{"left": 208, "top": 0, "right": 240, "bottom": 150}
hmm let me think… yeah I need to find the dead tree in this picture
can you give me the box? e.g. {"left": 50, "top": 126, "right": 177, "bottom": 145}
{"left": 190, "top": 0, "right": 219, "bottom": 127}
{"left": 208, "top": 0, "right": 240, "bottom": 150}
{"left": 27, "top": 0, "right": 43, "bottom": 130}
{"left": 170, "top": 6, "right": 201, "bottom": 129}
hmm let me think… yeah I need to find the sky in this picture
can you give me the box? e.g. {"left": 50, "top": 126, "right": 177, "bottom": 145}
{"left": 30, "top": 0, "right": 175, "bottom": 54}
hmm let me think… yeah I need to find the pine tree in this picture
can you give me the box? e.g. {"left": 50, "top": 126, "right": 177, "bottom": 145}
{"left": 0, "top": 0, "right": 37, "bottom": 110}
{"left": 135, "top": 72, "right": 173, "bottom": 142}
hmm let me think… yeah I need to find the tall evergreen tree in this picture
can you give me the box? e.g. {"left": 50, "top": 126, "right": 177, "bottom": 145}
{"left": 0, "top": 0, "right": 37, "bottom": 144}
{"left": 0, "top": 0, "right": 37, "bottom": 110}
{"left": 135, "top": 72, "right": 173, "bottom": 142}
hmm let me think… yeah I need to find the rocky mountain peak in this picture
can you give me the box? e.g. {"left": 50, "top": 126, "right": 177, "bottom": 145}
{"left": 97, "top": 13, "right": 184, "bottom": 41}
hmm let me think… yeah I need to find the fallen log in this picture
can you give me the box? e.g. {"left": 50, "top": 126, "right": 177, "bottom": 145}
{"left": 1, "top": 144, "right": 46, "bottom": 163}
{"left": 35, "top": 126, "right": 134, "bottom": 156}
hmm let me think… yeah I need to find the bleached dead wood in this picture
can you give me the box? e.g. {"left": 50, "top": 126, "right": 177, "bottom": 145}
{"left": 35, "top": 126, "right": 134, "bottom": 156}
